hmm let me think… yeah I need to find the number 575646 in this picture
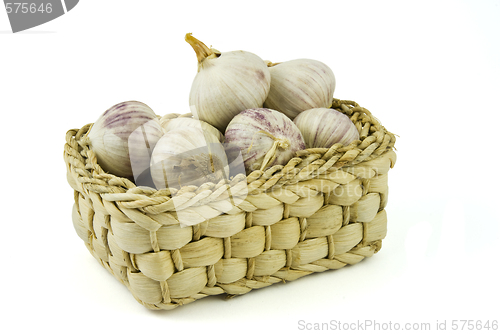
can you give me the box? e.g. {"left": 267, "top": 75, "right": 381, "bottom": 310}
{"left": 5, "top": 3, "right": 53, "bottom": 14}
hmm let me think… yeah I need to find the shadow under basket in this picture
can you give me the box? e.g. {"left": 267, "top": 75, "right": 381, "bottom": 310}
{"left": 64, "top": 98, "right": 397, "bottom": 310}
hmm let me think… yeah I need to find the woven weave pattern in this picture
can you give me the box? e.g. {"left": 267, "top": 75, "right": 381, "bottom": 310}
{"left": 64, "top": 99, "right": 397, "bottom": 310}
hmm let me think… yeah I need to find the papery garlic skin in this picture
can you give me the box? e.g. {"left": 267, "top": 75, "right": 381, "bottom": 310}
{"left": 87, "top": 101, "right": 163, "bottom": 180}
{"left": 186, "top": 34, "right": 271, "bottom": 132}
{"left": 150, "top": 127, "right": 229, "bottom": 190}
{"left": 264, "top": 59, "right": 336, "bottom": 119}
{"left": 224, "top": 108, "right": 306, "bottom": 174}
{"left": 293, "top": 108, "right": 360, "bottom": 148}
{"left": 159, "top": 115, "right": 224, "bottom": 143}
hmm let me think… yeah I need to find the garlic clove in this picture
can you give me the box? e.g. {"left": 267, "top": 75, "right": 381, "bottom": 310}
{"left": 150, "top": 127, "right": 230, "bottom": 190}
{"left": 87, "top": 101, "right": 163, "bottom": 181}
{"left": 293, "top": 107, "right": 360, "bottom": 148}
{"left": 159, "top": 115, "right": 224, "bottom": 143}
{"left": 186, "top": 33, "right": 271, "bottom": 133}
{"left": 224, "top": 108, "right": 306, "bottom": 174}
{"left": 264, "top": 59, "right": 336, "bottom": 119}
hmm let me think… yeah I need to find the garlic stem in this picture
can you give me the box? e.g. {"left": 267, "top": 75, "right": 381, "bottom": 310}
{"left": 247, "top": 130, "right": 288, "bottom": 151}
{"left": 185, "top": 33, "right": 218, "bottom": 64}
{"left": 256, "top": 130, "right": 290, "bottom": 171}
{"left": 260, "top": 140, "right": 279, "bottom": 171}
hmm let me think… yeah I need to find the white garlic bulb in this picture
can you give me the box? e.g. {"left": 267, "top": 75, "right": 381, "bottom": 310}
{"left": 186, "top": 33, "right": 271, "bottom": 132}
{"left": 264, "top": 59, "right": 336, "bottom": 119}
{"left": 159, "top": 115, "right": 224, "bottom": 143}
{"left": 150, "top": 127, "right": 230, "bottom": 190}
{"left": 224, "top": 108, "right": 306, "bottom": 174}
{"left": 87, "top": 101, "right": 163, "bottom": 180}
{"left": 293, "top": 108, "right": 360, "bottom": 148}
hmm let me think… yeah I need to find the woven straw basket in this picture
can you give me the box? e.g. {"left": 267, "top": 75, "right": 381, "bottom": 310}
{"left": 64, "top": 98, "right": 397, "bottom": 310}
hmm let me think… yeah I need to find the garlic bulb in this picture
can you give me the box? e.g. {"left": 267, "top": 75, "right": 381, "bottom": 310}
{"left": 87, "top": 101, "right": 163, "bottom": 180}
{"left": 159, "top": 115, "right": 224, "bottom": 143}
{"left": 150, "top": 127, "right": 230, "bottom": 190}
{"left": 293, "top": 108, "right": 359, "bottom": 148}
{"left": 224, "top": 108, "right": 306, "bottom": 173}
{"left": 264, "top": 59, "right": 336, "bottom": 119}
{"left": 186, "top": 33, "right": 271, "bottom": 132}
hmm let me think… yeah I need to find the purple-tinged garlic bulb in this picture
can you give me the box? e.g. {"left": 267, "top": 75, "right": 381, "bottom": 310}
{"left": 264, "top": 59, "right": 336, "bottom": 119}
{"left": 186, "top": 33, "right": 271, "bottom": 132}
{"left": 224, "top": 108, "right": 306, "bottom": 174}
{"left": 87, "top": 101, "right": 163, "bottom": 180}
{"left": 293, "top": 108, "right": 359, "bottom": 148}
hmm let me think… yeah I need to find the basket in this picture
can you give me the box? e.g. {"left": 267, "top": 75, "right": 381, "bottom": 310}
{"left": 64, "top": 98, "right": 397, "bottom": 310}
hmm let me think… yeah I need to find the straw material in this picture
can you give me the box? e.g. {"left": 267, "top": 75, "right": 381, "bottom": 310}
{"left": 64, "top": 98, "right": 397, "bottom": 310}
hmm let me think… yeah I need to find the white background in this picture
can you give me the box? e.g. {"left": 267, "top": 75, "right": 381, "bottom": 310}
{"left": 1, "top": 0, "right": 499, "bottom": 332}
